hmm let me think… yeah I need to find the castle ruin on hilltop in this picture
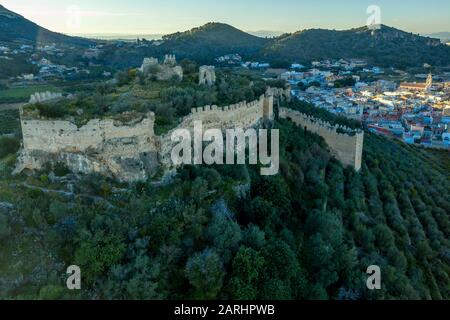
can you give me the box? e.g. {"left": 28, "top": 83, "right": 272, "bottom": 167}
{"left": 139, "top": 55, "right": 183, "bottom": 81}
{"left": 16, "top": 91, "right": 276, "bottom": 182}
{"left": 15, "top": 87, "right": 364, "bottom": 182}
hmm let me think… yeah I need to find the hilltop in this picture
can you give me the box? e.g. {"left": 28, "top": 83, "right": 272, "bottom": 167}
{"left": 159, "top": 22, "right": 270, "bottom": 62}
{"left": 0, "top": 4, "right": 94, "bottom": 46}
{"left": 1, "top": 4, "right": 449, "bottom": 68}
{"left": 263, "top": 25, "right": 450, "bottom": 67}
{"left": 156, "top": 23, "right": 450, "bottom": 67}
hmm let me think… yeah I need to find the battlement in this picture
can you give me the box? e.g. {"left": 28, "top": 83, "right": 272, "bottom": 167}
{"left": 16, "top": 90, "right": 277, "bottom": 182}
{"left": 279, "top": 107, "right": 363, "bottom": 171}
{"left": 29, "top": 91, "right": 63, "bottom": 104}
{"left": 190, "top": 95, "right": 266, "bottom": 115}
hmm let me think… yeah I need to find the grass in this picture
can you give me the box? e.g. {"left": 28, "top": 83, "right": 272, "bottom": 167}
{"left": 0, "top": 109, "right": 21, "bottom": 135}
{"left": 0, "top": 85, "right": 61, "bottom": 103}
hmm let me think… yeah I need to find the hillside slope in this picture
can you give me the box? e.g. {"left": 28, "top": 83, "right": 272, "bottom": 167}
{"left": 159, "top": 22, "right": 271, "bottom": 62}
{"left": 0, "top": 4, "right": 94, "bottom": 46}
{"left": 263, "top": 25, "right": 450, "bottom": 67}
{"left": 0, "top": 103, "right": 449, "bottom": 299}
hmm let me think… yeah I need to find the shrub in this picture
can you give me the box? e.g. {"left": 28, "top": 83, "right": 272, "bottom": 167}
{"left": 0, "top": 136, "right": 20, "bottom": 159}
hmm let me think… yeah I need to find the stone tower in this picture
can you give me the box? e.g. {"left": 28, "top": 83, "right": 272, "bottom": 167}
{"left": 140, "top": 57, "right": 159, "bottom": 74}
{"left": 263, "top": 95, "right": 274, "bottom": 120}
{"left": 425, "top": 73, "right": 433, "bottom": 91}
{"left": 199, "top": 66, "right": 216, "bottom": 86}
{"left": 164, "top": 54, "right": 176, "bottom": 66}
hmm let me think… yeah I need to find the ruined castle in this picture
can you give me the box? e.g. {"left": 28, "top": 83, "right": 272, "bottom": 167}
{"left": 139, "top": 55, "right": 183, "bottom": 81}
{"left": 16, "top": 112, "right": 159, "bottom": 182}
{"left": 16, "top": 87, "right": 363, "bottom": 182}
{"left": 199, "top": 66, "right": 216, "bottom": 86}
{"left": 279, "top": 107, "right": 364, "bottom": 171}
{"left": 29, "top": 91, "right": 63, "bottom": 104}
{"left": 16, "top": 93, "right": 275, "bottom": 182}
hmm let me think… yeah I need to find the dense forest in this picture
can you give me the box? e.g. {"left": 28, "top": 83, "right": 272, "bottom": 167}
{"left": 0, "top": 105, "right": 449, "bottom": 299}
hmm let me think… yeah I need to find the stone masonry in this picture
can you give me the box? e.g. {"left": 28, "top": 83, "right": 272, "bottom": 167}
{"left": 279, "top": 107, "right": 363, "bottom": 171}
{"left": 199, "top": 66, "right": 216, "bottom": 86}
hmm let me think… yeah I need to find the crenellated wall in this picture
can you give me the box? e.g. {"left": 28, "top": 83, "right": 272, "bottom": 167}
{"left": 16, "top": 92, "right": 364, "bottom": 181}
{"left": 279, "top": 107, "right": 363, "bottom": 171}
{"left": 187, "top": 94, "right": 268, "bottom": 129}
{"left": 16, "top": 94, "right": 275, "bottom": 182}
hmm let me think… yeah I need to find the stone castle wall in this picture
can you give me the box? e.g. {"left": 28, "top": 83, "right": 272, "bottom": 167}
{"left": 279, "top": 107, "right": 363, "bottom": 171}
{"left": 17, "top": 112, "right": 159, "bottom": 182}
{"left": 17, "top": 95, "right": 274, "bottom": 182}
{"left": 17, "top": 92, "right": 364, "bottom": 180}
{"left": 188, "top": 94, "right": 268, "bottom": 129}
{"left": 157, "top": 95, "right": 274, "bottom": 168}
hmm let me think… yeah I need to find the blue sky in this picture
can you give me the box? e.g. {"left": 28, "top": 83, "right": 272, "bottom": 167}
{"left": 1, "top": 0, "right": 449, "bottom": 35}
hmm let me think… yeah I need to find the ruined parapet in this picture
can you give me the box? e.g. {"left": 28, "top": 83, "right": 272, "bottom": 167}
{"left": 29, "top": 91, "right": 63, "bottom": 104}
{"left": 17, "top": 92, "right": 277, "bottom": 182}
{"left": 199, "top": 65, "right": 216, "bottom": 86}
{"left": 279, "top": 107, "right": 363, "bottom": 171}
{"left": 164, "top": 54, "right": 176, "bottom": 66}
{"left": 139, "top": 57, "right": 159, "bottom": 73}
{"left": 16, "top": 112, "right": 158, "bottom": 182}
{"left": 267, "top": 86, "right": 291, "bottom": 101}
{"left": 184, "top": 95, "right": 272, "bottom": 130}
{"left": 139, "top": 56, "right": 183, "bottom": 80}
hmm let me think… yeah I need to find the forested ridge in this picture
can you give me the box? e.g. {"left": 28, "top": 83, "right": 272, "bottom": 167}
{"left": 0, "top": 113, "right": 449, "bottom": 299}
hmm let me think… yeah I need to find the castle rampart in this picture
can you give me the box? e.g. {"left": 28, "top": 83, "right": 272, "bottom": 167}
{"left": 16, "top": 112, "right": 158, "bottom": 182}
{"left": 17, "top": 94, "right": 275, "bottom": 182}
{"left": 279, "top": 107, "right": 363, "bottom": 171}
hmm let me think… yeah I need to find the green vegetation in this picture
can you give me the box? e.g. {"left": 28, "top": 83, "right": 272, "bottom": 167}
{"left": 0, "top": 85, "right": 60, "bottom": 103}
{"left": 22, "top": 67, "right": 267, "bottom": 132}
{"left": 0, "top": 136, "right": 20, "bottom": 159}
{"left": 161, "top": 23, "right": 270, "bottom": 64}
{"left": 0, "top": 55, "right": 38, "bottom": 79}
{"left": 284, "top": 99, "right": 362, "bottom": 130}
{"left": 0, "top": 113, "right": 448, "bottom": 300}
{"left": 0, "top": 109, "right": 20, "bottom": 134}
{"left": 263, "top": 25, "right": 450, "bottom": 68}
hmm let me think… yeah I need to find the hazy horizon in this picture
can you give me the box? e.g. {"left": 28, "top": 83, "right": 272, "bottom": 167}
{"left": 1, "top": 0, "right": 450, "bottom": 36}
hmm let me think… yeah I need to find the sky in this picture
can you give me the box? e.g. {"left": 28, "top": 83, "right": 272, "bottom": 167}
{"left": 1, "top": 0, "right": 449, "bottom": 36}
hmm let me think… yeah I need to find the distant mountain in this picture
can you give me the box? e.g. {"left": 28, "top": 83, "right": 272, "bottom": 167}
{"left": 262, "top": 25, "right": 450, "bottom": 67}
{"left": 0, "top": 4, "right": 94, "bottom": 46}
{"left": 158, "top": 23, "right": 450, "bottom": 67}
{"left": 425, "top": 32, "right": 450, "bottom": 43}
{"left": 71, "top": 33, "right": 164, "bottom": 41}
{"left": 159, "top": 22, "right": 271, "bottom": 62}
{"left": 247, "top": 30, "right": 284, "bottom": 38}
{"left": 3, "top": 3, "right": 448, "bottom": 68}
